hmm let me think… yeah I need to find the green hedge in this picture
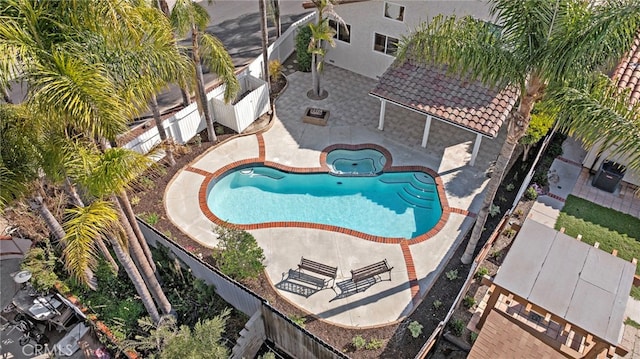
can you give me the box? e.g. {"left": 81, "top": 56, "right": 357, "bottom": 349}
{"left": 295, "top": 26, "right": 312, "bottom": 72}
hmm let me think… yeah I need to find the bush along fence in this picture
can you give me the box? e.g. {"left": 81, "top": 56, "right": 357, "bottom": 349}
{"left": 137, "top": 219, "right": 348, "bottom": 359}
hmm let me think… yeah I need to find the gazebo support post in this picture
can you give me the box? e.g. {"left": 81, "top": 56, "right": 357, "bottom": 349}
{"left": 377, "top": 99, "right": 386, "bottom": 130}
{"left": 470, "top": 133, "right": 482, "bottom": 166}
{"left": 421, "top": 115, "right": 432, "bottom": 148}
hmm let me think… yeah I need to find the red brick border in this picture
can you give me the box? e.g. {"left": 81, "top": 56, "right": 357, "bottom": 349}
{"left": 401, "top": 241, "right": 420, "bottom": 302}
{"left": 186, "top": 142, "right": 483, "bottom": 246}
{"left": 545, "top": 192, "right": 566, "bottom": 202}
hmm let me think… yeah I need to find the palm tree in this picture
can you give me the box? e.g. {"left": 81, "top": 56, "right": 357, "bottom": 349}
{"left": 170, "top": 0, "right": 239, "bottom": 143}
{"left": 307, "top": 0, "right": 344, "bottom": 98}
{"left": 78, "top": 146, "right": 173, "bottom": 316}
{"left": 396, "top": 0, "right": 640, "bottom": 264}
{"left": 268, "top": 0, "right": 282, "bottom": 38}
{"left": 1, "top": 0, "right": 175, "bottom": 318}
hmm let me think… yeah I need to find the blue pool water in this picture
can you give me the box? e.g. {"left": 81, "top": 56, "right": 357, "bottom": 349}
{"left": 207, "top": 166, "right": 442, "bottom": 238}
{"left": 326, "top": 149, "right": 387, "bottom": 175}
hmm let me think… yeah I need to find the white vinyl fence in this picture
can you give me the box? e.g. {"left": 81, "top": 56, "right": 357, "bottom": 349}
{"left": 121, "top": 12, "right": 313, "bottom": 156}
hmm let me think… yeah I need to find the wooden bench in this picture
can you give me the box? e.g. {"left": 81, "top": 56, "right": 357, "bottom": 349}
{"left": 297, "top": 257, "right": 338, "bottom": 288}
{"left": 351, "top": 259, "right": 393, "bottom": 290}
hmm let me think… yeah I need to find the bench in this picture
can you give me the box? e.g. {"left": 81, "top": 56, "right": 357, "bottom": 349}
{"left": 351, "top": 259, "right": 393, "bottom": 290}
{"left": 297, "top": 257, "right": 338, "bottom": 288}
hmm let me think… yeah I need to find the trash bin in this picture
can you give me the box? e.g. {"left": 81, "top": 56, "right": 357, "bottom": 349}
{"left": 592, "top": 161, "right": 626, "bottom": 193}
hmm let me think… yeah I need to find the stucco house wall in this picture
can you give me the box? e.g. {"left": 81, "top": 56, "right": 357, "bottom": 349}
{"left": 325, "top": 0, "right": 492, "bottom": 79}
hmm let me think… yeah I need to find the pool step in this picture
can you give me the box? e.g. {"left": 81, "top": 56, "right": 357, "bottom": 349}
{"left": 397, "top": 191, "right": 433, "bottom": 209}
{"left": 403, "top": 186, "right": 436, "bottom": 201}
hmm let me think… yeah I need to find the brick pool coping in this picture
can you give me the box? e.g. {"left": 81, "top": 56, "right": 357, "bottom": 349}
{"left": 185, "top": 135, "right": 477, "bottom": 306}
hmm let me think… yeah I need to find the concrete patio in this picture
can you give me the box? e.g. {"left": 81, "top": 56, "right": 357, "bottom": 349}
{"left": 164, "top": 65, "right": 507, "bottom": 328}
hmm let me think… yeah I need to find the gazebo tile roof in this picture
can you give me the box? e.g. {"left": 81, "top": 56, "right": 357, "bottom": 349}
{"left": 370, "top": 61, "right": 518, "bottom": 137}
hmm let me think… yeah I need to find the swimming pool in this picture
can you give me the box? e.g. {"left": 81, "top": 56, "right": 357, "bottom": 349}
{"left": 326, "top": 148, "right": 387, "bottom": 175}
{"left": 207, "top": 166, "right": 443, "bottom": 239}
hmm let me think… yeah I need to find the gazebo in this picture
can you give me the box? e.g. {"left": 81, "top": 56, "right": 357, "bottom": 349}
{"left": 470, "top": 219, "right": 635, "bottom": 358}
{"left": 369, "top": 60, "right": 518, "bottom": 166}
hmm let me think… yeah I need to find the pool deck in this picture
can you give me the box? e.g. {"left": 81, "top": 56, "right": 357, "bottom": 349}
{"left": 164, "top": 65, "right": 506, "bottom": 328}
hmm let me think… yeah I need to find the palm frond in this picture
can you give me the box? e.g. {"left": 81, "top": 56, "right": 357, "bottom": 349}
{"left": 62, "top": 200, "right": 119, "bottom": 286}
{"left": 84, "top": 148, "right": 155, "bottom": 198}
{"left": 397, "top": 14, "right": 522, "bottom": 90}
{"left": 26, "top": 50, "right": 130, "bottom": 141}
{"left": 0, "top": 165, "right": 27, "bottom": 211}
{"left": 552, "top": 75, "right": 640, "bottom": 171}
{"left": 544, "top": 0, "right": 640, "bottom": 82}
{"left": 199, "top": 33, "right": 240, "bottom": 103}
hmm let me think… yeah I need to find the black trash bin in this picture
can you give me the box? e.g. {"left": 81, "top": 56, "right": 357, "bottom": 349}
{"left": 592, "top": 161, "right": 626, "bottom": 193}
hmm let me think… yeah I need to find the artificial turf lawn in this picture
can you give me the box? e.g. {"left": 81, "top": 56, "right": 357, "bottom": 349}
{"left": 555, "top": 195, "right": 640, "bottom": 275}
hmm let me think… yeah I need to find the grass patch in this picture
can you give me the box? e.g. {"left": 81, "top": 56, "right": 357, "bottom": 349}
{"left": 625, "top": 317, "right": 640, "bottom": 329}
{"left": 555, "top": 195, "right": 640, "bottom": 276}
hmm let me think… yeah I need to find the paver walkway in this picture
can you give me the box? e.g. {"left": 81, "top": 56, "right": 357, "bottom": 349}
{"left": 165, "top": 65, "right": 507, "bottom": 327}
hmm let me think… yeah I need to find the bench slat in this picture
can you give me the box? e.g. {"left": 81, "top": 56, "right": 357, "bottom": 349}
{"left": 299, "top": 257, "right": 337, "bottom": 279}
{"left": 351, "top": 259, "right": 393, "bottom": 284}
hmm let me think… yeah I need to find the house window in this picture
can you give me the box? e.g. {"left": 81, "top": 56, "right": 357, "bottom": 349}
{"left": 384, "top": 2, "right": 405, "bottom": 21}
{"left": 329, "top": 19, "right": 351, "bottom": 43}
{"left": 374, "top": 33, "right": 399, "bottom": 56}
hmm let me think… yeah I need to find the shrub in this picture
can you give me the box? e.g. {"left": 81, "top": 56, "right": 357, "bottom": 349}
{"left": 21, "top": 240, "right": 67, "bottom": 294}
{"left": 433, "top": 299, "right": 443, "bottom": 309}
{"left": 470, "top": 331, "right": 479, "bottom": 343}
{"left": 215, "top": 125, "right": 225, "bottom": 136}
{"left": 352, "top": 335, "right": 366, "bottom": 350}
{"left": 525, "top": 186, "right": 538, "bottom": 200}
{"left": 445, "top": 269, "right": 459, "bottom": 281}
{"left": 475, "top": 266, "right": 489, "bottom": 279}
{"left": 408, "top": 321, "right": 423, "bottom": 338}
{"left": 130, "top": 195, "right": 141, "bottom": 206}
{"left": 514, "top": 209, "right": 524, "bottom": 218}
{"left": 505, "top": 183, "right": 515, "bottom": 192}
{"left": 268, "top": 59, "right": 283, "bottom": 83}
{"left": 489, "top": 203, "right": 501, "bottom": 217}
{"left": 141, "top": 212, "right": 160, "bottom": 226}
{"left": 366, "top": 338, "right": 384, "bottom": 350}
{"left": 295, "top": 26, "right": 312, "bottom": 72}
{"left": 214, "top": 225, "right": 265, "bottom": 280}
{"left": 502, "top": 227, "right": 516, "bottom": 238}
{"left": 260, "top": 352, "right": 276, "bottom": 359}
{"left": 463, "top": 296, "right": 476, "bottom": 309}
{"left": 449, "top": 319, "right": 465, "bottom": 336}
{"left": 289, "top": 315, "right": 306, "bottom": 328}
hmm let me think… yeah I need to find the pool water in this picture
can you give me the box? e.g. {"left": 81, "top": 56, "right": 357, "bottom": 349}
{"left": 207, "top": 166, "right": 442, "bottom": 238}
{"left": 326, "top": 148, "right": 386, "bottom": 175}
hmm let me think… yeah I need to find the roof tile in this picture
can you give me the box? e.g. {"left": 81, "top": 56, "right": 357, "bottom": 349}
{"left": 370, "top": 61, "right": 518, "bottom": 137}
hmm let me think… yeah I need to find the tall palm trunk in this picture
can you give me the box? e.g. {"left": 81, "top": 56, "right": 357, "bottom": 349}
{"left": 2, "top": 86, "right": 12, "bottom": 104}
{"left": 150, "top": 94, "right": 176, "bottom": 167}
{"left": 64, "top": 178, "right": 119, "bottom": 272}
{"left": 272, "top": 0, "right": 281, "bottom": 38}
{"left": 28, "top": 194, "right": 98, "bottom": 289}
{"left": 259, "top": 0, "right": 273, "bottom": 111}
{"left": 461, "top": 77, "right": 544, "bottom": 264}
{"left": 158, "top": 0, "right": 170, "bottom": 17}
{"left": 118, "top": 190, "right": 157, "bottom": 272}
{"left": 114, "top": 197, "right": 172, "bottom": 315}
{"left": 109, "top": 229, "right": 161, "bottom": 323}
{"left": 29, "top": 195, "right": 65, "bottom": 241}
{"left": 311, "top": 52, "right": 321, "bottom": 96}
{"left": 64, "top": 177, "right": 84, "bottom": 208}
{"left": 156, "top": 0, "right": 192, "bottom": 108}
{"left": 192, "top": 26, "right": 217, "bottom": 143}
